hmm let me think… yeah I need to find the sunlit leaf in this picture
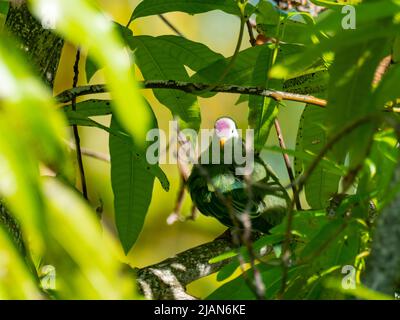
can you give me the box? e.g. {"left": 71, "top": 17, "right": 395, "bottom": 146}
{"left": 43, "top": 177, "right": 136, "bottom": 299}
{"left": 130, "top": 0, "right": 245, "bottom": 23}
{"left": 31, "top": 0, "right": 152, "bottom": 148}
{"left": 0, "top": 227, "right": 41, "bottom": 299}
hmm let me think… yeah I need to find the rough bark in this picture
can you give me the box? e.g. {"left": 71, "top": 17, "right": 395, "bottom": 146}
{"left": 135, "top": 232, "right": 235, "bottom": 300}
{"left": 5, "top": 0, "right": 64, "bottom": 87}
{"left": 364, "top": 165, "right": 400, "bottom": 296}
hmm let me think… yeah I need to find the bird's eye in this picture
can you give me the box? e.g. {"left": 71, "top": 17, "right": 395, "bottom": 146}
{"left": 231, "top": 130, "right": 234, "bottom": 133}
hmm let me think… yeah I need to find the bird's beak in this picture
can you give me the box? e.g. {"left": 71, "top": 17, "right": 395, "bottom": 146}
{"left": 220, "top": 138, "right": 226, "bottom": 148}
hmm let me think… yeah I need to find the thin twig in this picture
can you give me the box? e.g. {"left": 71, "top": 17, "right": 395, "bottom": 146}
{"left": 166, "top": 177, "right": 186, "bottom": 225}
{"left": 246, "top": 19, "right": 256, "bottom": 46}
{"left": 158, "top": 14, "right": 185, "bottom": 37}
{"left": 71, "top": 48, "right": 88, "bottom": 200}
{"left": 56, "top": 81, "right": 328, "bottom": 107}
{"left": 213, "top": 15, "right": 246, "bottom": 88}
{"left": 274, "top": 119, "right": 302, "bottom": 210}
{"left": 66, "top": 140, "right": 110, "bottom": 162}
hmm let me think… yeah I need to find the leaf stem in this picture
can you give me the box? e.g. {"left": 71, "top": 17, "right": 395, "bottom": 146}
{"left": 71, "top": 48, "right": 88, "bottom": 200}
{"left": 158, "top": 14, "right": 185, "bottom": 37}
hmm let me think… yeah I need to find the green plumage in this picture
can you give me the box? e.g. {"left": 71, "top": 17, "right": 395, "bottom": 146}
{"left": 188, "top": 142, "right": 290, "bottom": 233}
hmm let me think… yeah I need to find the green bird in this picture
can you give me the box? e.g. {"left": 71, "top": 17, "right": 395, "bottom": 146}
{"left": 187, "top": 117, "right": 289, "bottom": 233}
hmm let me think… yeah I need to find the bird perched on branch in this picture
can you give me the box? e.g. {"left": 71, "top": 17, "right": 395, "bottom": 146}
{"left": 187, "top": 117, "right": 289, "bottom": 233}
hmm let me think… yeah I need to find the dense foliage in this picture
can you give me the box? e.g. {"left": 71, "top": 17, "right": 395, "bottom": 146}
{"left": 0, "top": 0, "right": 399, "bottom": 300}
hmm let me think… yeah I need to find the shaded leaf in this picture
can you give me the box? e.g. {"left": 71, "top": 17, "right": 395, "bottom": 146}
{"left": 130, "top": 0, "right": 244, "bottom": 23}
{"left": 62, "top": 99, "right": 112, "bottom": 117}
{"left": 326, "top": 39, "right": 389, "bottom": 167}
{"left": 216, "top": 260, "right": 240, "bottom": 282}
{"left": 109, "top": 103, "right": 160, "bottom": 253}
{"left": 270, "top": 210, "right": 329, "bottom": 241}
{"left": 295, "top": 105, "right": 341, "bottom": 209}
{"left": 207, "top": 265, "right": 305, "bottom": 299}
{"left": 85, "top": 54, "right": 99, "bottom": 83}
{"left": 248, "top": 44, "right": 280, "bottom": 151}
{"left": 128, "top": 35, "right": 201, "bottom": 129}
{"left": 66, "top": 111, "right": 169, "bottom": 191}
{"left": 283, "top": 70, "right": 329, "bottom": 96}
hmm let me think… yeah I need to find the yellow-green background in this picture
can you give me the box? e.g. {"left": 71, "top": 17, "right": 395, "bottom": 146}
{"left": 53, "top": 0, "right": 303, "bottom": 298}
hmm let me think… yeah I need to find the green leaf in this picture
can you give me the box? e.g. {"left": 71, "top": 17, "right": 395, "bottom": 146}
{"left": 31, "top": 0, "right": 152, "bottom": 148}
{"left": 0, "top": 0, "right": 9, "bottom": 30}
{"left": 216, "top": 260, "right": 240, "bottom": 282}
{"left": 192, "top": 43, "right": 304, "bottom": 90}
{"left": 326, "top": 39, "right": 390, "bottom": 167}
{"left": 270, "top": 210, "right": 329, "bottom": 241}
{"left": 392, "top": 36, "right": 400, "bottom": 63}
{"left": 207, "top": 265, "right": 305, "bottom": 299}
{"left": 271, "top": 2, "right": 400, "bottom": 79}
{"left": 295, "top": 105, "right": 341, "bottom": 209}
{"left": 62, "top": 99, "right": 112, "bottom": 117}
{"left": 0, "top": 1, "right": 9, "bottom": 15}
{"left": 109, "top": 103, "right": 161, "bottom": 253}
{"left": 128, "top": 35, "right": 201, "bottom": 129}
{"left": 248, "top": 44, "right": 280, "bottom": 151}
{"left": 283, "top": 217, "right": 363, "bottom": 299}
{"left": 0, "top": 35, "right": 71, "bottom": 253}
{"left": 324, "top": 279, "right": 393, "bottom": 300}
{"left": 256, "top": 0, "right": 280, "bottom": 25}
{"left": 300, "top": 219, "right": 360, "bottom": 270}
{"left": 85, "top": 55, "right": 99, "bottom": 83}
{"left": 256, "top": 2, "right": 316, "bottom": 46}
{"left": 374, "top": 63, "right": 400, "bottom": 107}
{"left": 43, "top": 178, "right": 137, "bottom": 299}
{"left": 66, "top": 111, "right": 170, "bottom": 191}
{"left": 357, "top": 130, "right": 400, "bottom": 207}
{"left": 0, "top": 121, "right": 45, "bottom": 255}
{"left": 0, "top": 226, "right": 41, "bottom": 299}
{"left": 370, "top": 131, "right": 400, "bottom": 201}
{"left": 130, "top": 0, "right": 244, "bottom": 23}
{"left": 209, "top": 251, "right": 237, "bottom": 264}
{"left": 309, "top": 0, "right": 347, "bottom": 8}
{"left": 264, "top": 145, "right": 346, "bottom": 177}
{"left": 136, "top": 35, "right": 224, "bottom": 71}
{"left": 283, "top": 70, "right": 329, "bottom": 96}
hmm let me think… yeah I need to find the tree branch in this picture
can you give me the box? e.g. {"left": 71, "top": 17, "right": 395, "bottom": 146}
{"left": 134, "top": 231, "right": 235, "bottom": 300}
{"left": 55, "top": 80, "right": 328, "bottom": 107}
{"left": 158, "top": 14, "right": 185, "bottom": 37}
